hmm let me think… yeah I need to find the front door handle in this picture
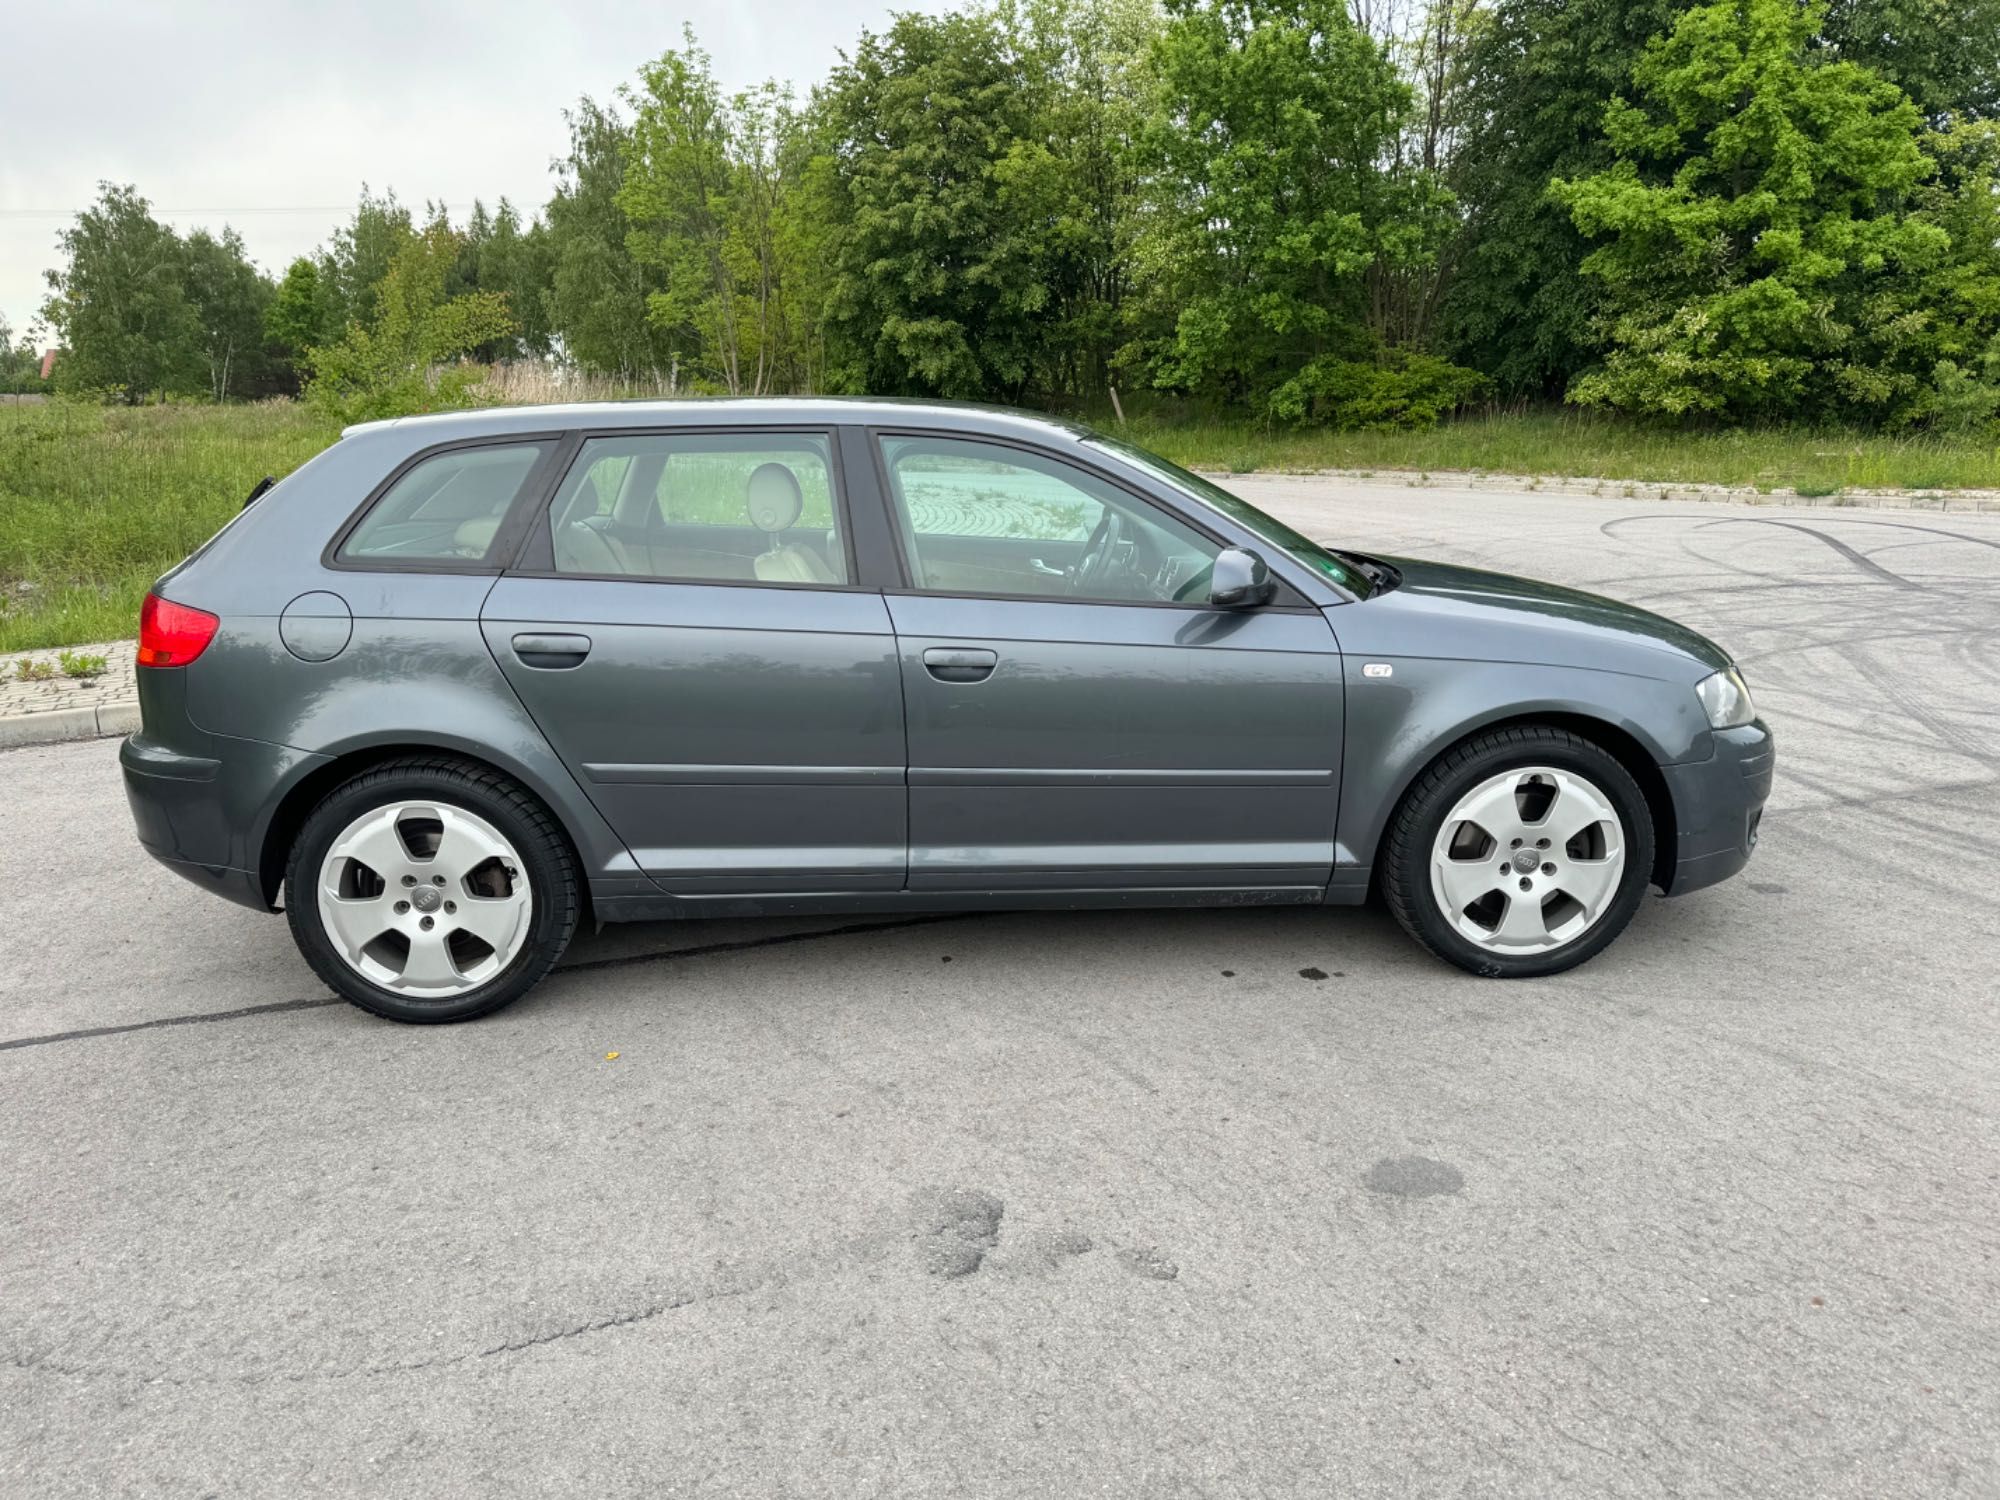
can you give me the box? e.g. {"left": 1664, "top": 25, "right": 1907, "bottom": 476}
{"left": 922, "top": 647, "right": 998, "bottom": 683}
{"left": 512, "top": 632, "right": 592, "bottom": 669}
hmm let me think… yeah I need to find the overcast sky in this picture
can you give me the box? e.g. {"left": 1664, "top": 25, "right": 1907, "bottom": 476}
{"left": 0, "top": 0, "right": 955, "bottom": 339}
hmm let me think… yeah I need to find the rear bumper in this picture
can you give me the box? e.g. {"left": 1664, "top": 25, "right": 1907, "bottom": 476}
{"left": 120, "top": 667, "right": 327, "bottom": 913}
{"left": 122, "top": 738, "right": 273, "bottom": 911}
{"left": 1659, "top": 721, "right": 1774, "bottom": 896}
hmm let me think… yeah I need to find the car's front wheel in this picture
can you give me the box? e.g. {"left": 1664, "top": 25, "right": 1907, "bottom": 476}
{"left": 284, "top": 757, "right": 579, "bottom": 1022}
{"left": 1381, "top": 726, "right": 1655, "bottom": 978}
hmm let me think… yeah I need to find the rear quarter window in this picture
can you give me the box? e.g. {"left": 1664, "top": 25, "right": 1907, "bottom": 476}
{"left": 338, "top": 442, "right": 554, "bottom": 566}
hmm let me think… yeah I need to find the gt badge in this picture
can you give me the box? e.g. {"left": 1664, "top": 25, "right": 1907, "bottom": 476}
{"left": 1362, "top": 663, "right": 1394, "bottom": 678}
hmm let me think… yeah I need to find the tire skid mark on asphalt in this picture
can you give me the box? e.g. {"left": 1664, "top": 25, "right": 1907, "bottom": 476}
{"left": 1600, "top": 515, "right": 1793, "bottom": 586}
{"left": 1733, "top": 621, "right": 1999, "bottom": 671}
{"left": 1834, "top": 639, "right": 1999, "bottom": 766}
{"left": 0, "top": 914, "right": 979, "bottom": 1055}
{"left": 1778, "top": 516, "right": 2000, "bottom": 552}
{"left": 1690, "top": 517, "right": 1937, "bottom": 591}
{"left": 1761, "top": 772, "right": 2000, "bottom": 823}
{"left": 1601, "top": 513, "right": 1934, "bottom": 591}
{"left": 1758, "top": 797, "right": 2000, "bottom": 907}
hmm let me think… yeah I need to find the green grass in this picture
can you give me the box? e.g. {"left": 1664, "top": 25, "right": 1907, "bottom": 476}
{"left": 1123, "top": 408, "right": 2000, "bottom": 494}
{"left": 0, "top": 401, "right": 338, "bottom": 651}
{"left": 3, "top": 398, "right": 1996, "bottom": 651}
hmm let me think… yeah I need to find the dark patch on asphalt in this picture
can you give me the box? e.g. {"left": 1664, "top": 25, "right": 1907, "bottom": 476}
{"left": 1365, "top": 1156, "right": 1465, "bottom": 1198}
{"left": 1751, "top": 882, "right": 1789, "bottom": 894}
{"left": 1220, "top": 969, "right": 1236, "bottom": 977}
{"left": 1118, "top": 1246, "right": 1180, "bottom": 1281}
{"left": 1044, "top": 1228, "right": 1093, "bottom": 1258}
{"left": 995, "top": 1227, "right": 1093, "bottom": 1277}
{"left": 1299, "top": 967, "right": 1329, "bottom": 981}
{"left": 910, "top": 1187, "right": 1006, "bottom": 1278}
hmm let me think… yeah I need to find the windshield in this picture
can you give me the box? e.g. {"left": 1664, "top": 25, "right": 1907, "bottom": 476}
{"left": 1084, "top": 435, "right": 1374, "bottom": 599}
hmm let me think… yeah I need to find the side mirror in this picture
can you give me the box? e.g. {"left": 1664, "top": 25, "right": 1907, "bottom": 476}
{"left": 1209, "top": 547, "right": 1276, "bottom": 610}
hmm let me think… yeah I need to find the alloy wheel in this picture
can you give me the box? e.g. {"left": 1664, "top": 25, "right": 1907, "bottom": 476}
{"left": 316, "top": 801, "right": 534, "bottom": 999}
{"left": 1428, "top": 766, "right": 1626, "bottom": 955}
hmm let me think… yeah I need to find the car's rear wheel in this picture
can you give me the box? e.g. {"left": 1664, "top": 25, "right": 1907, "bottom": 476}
{"left": 284, "top": 758, "right": 579, "bottom": 1022}
{"left": 1381, "top": 726, "right": 1655, "bottom": 978}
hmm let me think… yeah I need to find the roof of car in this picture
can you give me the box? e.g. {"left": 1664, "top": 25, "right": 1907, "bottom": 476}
{"left": 342, "top": 396, "right": 1103, "bottom": 445}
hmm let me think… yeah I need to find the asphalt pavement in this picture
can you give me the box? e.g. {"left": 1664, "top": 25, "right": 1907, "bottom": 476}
{"left": 3, "top": 479, "right": 1996, "bottom": 1497}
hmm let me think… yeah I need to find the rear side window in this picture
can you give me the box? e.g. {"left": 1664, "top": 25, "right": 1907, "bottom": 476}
{"left": 339, "top": 442, "right": 554, "bottom": 565}
{"left": 545, "top": 432, "right": 848, "bottom": 586}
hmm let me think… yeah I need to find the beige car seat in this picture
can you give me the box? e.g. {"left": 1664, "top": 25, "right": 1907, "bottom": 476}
{"left": 746, "top": 464, "right": 839, "bottom": 585}
{"left": 552, "top": 474, "right": 637, "bottom": 575}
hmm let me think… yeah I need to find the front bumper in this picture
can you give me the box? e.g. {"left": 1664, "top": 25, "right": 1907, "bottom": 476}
{"left": 1659, "top": 721, "right": 1774, "bottom": 895}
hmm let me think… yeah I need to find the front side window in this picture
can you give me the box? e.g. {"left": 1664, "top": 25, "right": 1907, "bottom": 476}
{"left": 1085, "top": 434, "right": 1375, "bottom": 598}
{"left": 547, "top": 432, "right": 846, "bottom": 585}
{"left": 879, "top": 435, "right": 1221, "bottom": 604}
{"left": 340, "top": 442, "right": 554, "bottom": 564}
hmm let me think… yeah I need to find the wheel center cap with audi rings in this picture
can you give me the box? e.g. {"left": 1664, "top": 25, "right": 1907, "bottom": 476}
{"left": 1513, "top": 850, "right": 1541, "bottom": 875}
{"left": 411, "top": 885, "right": 443, "bottom": 913}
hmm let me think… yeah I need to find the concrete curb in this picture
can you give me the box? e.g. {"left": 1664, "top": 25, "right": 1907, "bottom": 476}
{"left": 0, "top": 700, "right": 140, "bottom": 751}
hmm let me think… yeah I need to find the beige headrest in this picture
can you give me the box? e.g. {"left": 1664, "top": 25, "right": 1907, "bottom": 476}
{"left": 746, "top": 463, "right": 803, "bottom": 532}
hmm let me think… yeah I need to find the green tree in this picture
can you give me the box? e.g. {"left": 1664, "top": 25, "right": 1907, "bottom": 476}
{"left": 619, "top": 35, "right": 750, "bottom": 391}
{"left": 817, "top": 8, "right": 1045, "bottom": 398}
{"left": 1445, "top": 0, "right": 2000, "bottom": 395}
{"left": 1817, "top": 0, "right": 2000, "bottom": 121}
{"left": 1550, "top": 0, "right": 1949, "bottom": 422}
{"left": 0, "top": 315, "right": 46, "bottom": 392}
{"left": 265, "top": 255, "right": 339, "bottom": 385}
{"left": 477, "top": 200, "right": 553, "bottom": 359}
{"left": 1443, "top": 0, "right": 1687, "bottom": 395}
{"left": 544, "top": 98, "right": 679, "bottom": 381}
{"left": 1891, "top": 120, "right": 2000, "bottom": 430}
{"left": 39, "top": 183, "right": 203, "bottom": 402}
{"left": 1134, "top": 0, "right": 1480, "bottom": 425}
{"left": 993, "top": 0, "right": 1159, "bottom": 400}
{"left": 180, "top": 227, "right": 273, "bottom": 401}
{"left": 619, "top": 35, "right": 823, "bottom": 394}
{"left": 320, "top": 186, "right": 415, "bottom": 330}
{"left": 303, "top": 221, "right": 516, "bottom": 422}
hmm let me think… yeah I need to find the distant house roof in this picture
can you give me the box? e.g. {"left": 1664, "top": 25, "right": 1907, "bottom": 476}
{"left": 39, "top": 349, "right": 57, "bottom": 380}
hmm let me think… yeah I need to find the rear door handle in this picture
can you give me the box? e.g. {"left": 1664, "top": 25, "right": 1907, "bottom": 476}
{"left": 922, "top": 647, "right": 998, "bottom": 683}
{"left": 512, "top": 632, "right": 592, "bottom": 669}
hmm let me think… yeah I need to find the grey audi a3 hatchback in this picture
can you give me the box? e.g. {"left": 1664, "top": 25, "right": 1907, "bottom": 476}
{"left": 122, "top": 399, "right": 1772, "bottom": 1022}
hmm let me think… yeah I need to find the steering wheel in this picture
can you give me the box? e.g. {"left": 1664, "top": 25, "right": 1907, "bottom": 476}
{"left": 1067, "top": 509, "right": 1124, "bottom": 597}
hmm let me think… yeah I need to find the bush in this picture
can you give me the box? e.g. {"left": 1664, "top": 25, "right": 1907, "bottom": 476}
{"left": 303, "top": 223, "right": 515, "bottom": 425}
{"left": 1267, "top": 350, "right": 1490, "bottom": 429}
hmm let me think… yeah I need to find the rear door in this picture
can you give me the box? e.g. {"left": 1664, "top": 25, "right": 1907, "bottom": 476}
{"left": 481, "top": 427, "right": 907, "bottom": 896}
{"left": 872, "top": 431, "right": 1345, "bottom": 894}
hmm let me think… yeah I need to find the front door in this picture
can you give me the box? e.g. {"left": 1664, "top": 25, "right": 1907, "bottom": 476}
{"left": 874, "top": 433, "right": 1344, "bottom": 893}
{"left": 483, "top": 428, "right": 906, "bottom": 895}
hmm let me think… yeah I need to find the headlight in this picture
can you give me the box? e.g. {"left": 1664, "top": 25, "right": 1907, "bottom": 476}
{"left": 1696, "top": 667, "right": 1756, "bottom": 729}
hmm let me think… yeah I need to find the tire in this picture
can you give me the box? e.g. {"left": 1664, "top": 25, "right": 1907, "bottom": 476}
{"left": 1380, "top": 726, "right": 1655, "bottom": 979}
{"left": 284, "top": 756, "right": 580, "bottom": 1023}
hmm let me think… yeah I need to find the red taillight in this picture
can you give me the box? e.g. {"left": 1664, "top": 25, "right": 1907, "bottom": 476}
{"left": 137, "top": 592, "right": 220, "bottom": 668}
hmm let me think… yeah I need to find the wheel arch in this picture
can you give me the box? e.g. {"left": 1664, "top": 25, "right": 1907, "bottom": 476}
{"left": 255, "top": 739, "right": 598, "bottom": 916}
{"left": 1365, "top": 711, "right": 1678, "bottom": 891}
